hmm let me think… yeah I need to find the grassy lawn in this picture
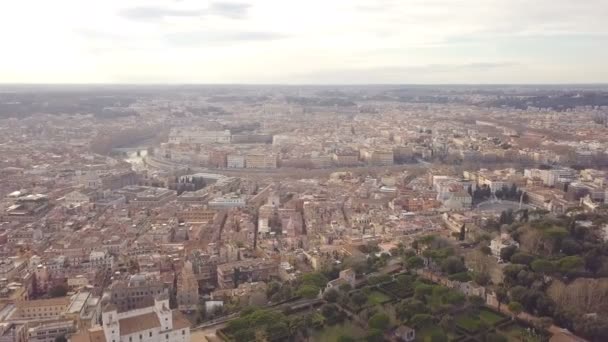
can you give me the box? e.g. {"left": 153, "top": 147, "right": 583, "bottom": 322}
{"left": 312, "top": 322, "right": 365, "bottom": 342}
{"left": 367, "top": 290, "right": 391, "bottom": 305}
{"left": 414, "top": 326, "right": 466, "bottom": 342}
{"left": 381, "top": 282, "right": 414, "bottom": 298}
{"left": 455, "top": 308, "right": 507, "bottom": 334}
{"left": 456, "top": 314, "right": 480, "bottom": 332}
{"left": 426, "top": 294, "right": 443, "bottom": 311}
{"left": 415, "top": 326, "right": 449, "bottom": 342}
{"left": 479, "top": 308, "right": 506, "bottom": 325}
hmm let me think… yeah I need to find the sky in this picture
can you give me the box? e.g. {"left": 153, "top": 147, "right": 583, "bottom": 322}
{"left": 1, "top": 0, "right": 607, "bottom": 84}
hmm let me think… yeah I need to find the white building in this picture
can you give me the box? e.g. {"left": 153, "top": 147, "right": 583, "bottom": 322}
{"left": 226, "top": 154, "right": 245, "bottom": 168}
{"left": 490, "top": 234, "right": 519, "bottom": 260}
{"left": 70, "top": 296, "right": 190, "bottom": 342}
{"left": 88, "top": 251, "right": 113, "bottom": 270}
{"left": 208, "top": 196, "right": 246, "bottom": 209}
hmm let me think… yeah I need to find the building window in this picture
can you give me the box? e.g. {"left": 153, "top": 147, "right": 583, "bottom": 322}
{"left": 166, "top": 334, "right": 169, "bottom": 339}
{"left": 149, "top": 332, "right": 152, "bottom": 337}
{"left": 129, "top": 338, "right": 132, "bottom": 342}
{"left": 182, "top": 330, "right": 185, "bottom": 335}
{"left": 140, "top": 334, "right": 142, "bottom": 339}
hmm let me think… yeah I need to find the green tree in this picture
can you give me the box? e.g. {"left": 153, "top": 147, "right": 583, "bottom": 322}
{"left": 301, "top": 272, "right": 329, "bottom": 288}
{"left": 531, "top": 259, "right": 555, "bottom": 275}
{"left": 410, "top": 314, "right": 434, "bottom": 328}
{"left": 473, "top": 272, "right": 490, "bottom": 286}
{"left": 441, "top": 256, "right": 466, "bottom": 275}
{"left": 338, "top": 283, "right": 352, "bottom": 293}
{"left": 321, "top": 304, "right": 342, "bottom": 324}
{"left": 469, "top": 295, "right": 485, "bottom": 310}
{"left": 508, "top": 301, "right": 523, "bottom": 320}
{"left": 368, "top": 313, "right": 390, "bottom": 330}
{"left": 337, "top": 336, "right": 356, "bottom": 342}
{"left": 365, "top": 328, "right": 384, "bottom": 342}
{"left": 430, "top": 331, "right": 448, "bottom": 342}
{"left": 323, "top": 288, "right": 339, "bottom": 303}
{"left": 510, "top": 252, "right": 535, "bottom": 265}
{"left": 557, "top": 256, "right": 584, "bottom": 274}
{"left": 405, "top": 256, "right": 424, "bottom": 270}
{"left": 351, "top": 292, "right": 368, "bottom": 308}
{"left": 296, "top": 285, "right": 319, "bottom": 299}
{"left": 500, "top": 245, "right": 518, "bottom": 262}
{"left": 495, "top": 287, "right": 509, "bottom": 312}
{"left": 395, "top": 298, "right": 427, "bottom": 321}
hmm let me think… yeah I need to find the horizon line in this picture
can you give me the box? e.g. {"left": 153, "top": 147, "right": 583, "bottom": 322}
{"left": 1, "top": 83, "right": 608, "bottom": 87}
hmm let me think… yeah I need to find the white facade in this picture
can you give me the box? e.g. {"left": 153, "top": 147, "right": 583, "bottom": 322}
{"left": 226, "top": 154, "right": 245, "bottom": 168}
{"left": 490, "top": 234, "right": 519, "bottom": 259}
{"left": 208, "top": 196, "right": 246, "bottom": 209}
{"left": 100, "top": 297, "right": 190, "bottom": 342}
{"left": 88, "top": 251, "right": 113, "bottom": 270}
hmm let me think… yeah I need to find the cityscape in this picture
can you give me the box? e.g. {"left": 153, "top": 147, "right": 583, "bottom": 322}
{"left": 0, "top": 85, "right": 608, "bottom": 342}
{"left": 1, "top": 0, "right": 608, "bottom": 342}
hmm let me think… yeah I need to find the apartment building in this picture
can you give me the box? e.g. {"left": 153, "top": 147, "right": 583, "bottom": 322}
{"left": 16, "top": 297, "right": 70, "bottom": 320}
{"left": 245, "top": 154, "right": 277, "bottom": 169}
{"left": 216, "top": 259, "right": 279, "bottom": 289}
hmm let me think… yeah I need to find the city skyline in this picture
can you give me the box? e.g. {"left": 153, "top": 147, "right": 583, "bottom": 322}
{"left": 1, "top": 0, "right": 608, "bottom": 84}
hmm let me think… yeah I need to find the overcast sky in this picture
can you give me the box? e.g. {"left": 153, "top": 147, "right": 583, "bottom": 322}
{"left": 1, "top": 0, "right": 607, "bottom": 84}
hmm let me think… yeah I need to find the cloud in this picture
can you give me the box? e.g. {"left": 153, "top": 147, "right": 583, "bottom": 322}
{"left": 165, "top": 31, "right": 288, "bottom": 46}
{"left": 208, "top": 2, "right": 251, "bottom": 19}
{"left": 119, "top": 2, "right": 252, "bottom": 21}
{"left": 119, "top": 6, "right": 203, "bottom": 20}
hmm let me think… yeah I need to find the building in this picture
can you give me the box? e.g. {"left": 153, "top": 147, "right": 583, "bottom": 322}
{"left": 245, "top": 154, "right": 278, "bottom": 169}
{"left": 108, "top": 274, "right": 168, "bottom": 312}
{"left": 0, "top": 323, "right": 26, "bottom": 342}
{"left": 176, "top": 207, "right": 216, "bottom": 223}
{"left": 370, "top": 149, "right": 394, "bottom": 166}
{"left": 70, "top": 296, "right": 190, "bottom": 342}
{"left": 130, "top": 188, "right": 176, "bottom": 208}
{"left": 216, "top": 259, "right": 279, "bottom": 289}
{"left": 27, "top": 320, "right": 76, "bottom": 342}
{"left": 168, "top": 127, "right": 230, "bottom": 144}
{"left": 87, "top": 251, "right": 113, "bottom": 271}
{"left": 4, "top": 194, "right": 50, "bottom": 223}
{"left": 208, "top": 196, "right": 246, "bottom": 209}
{"left": 325, "top": 268, "right": 356, "bottom": 291}
{"left": 332, "top": 150, "right": 359, "bottom": 166}
{"left": 490, "top": 234, "right": 519, "bottom": 260}
{"left": 16, "top": 297, "right": 70, "bottom": 320}
{"left": 226, "top": 154, "right": 245, "bottom": 169}
{"left": 176, "top": 261, "right": 199, "bottom": 312}
{"left": 101, "top": 171, "right": 138, "bottom": 190}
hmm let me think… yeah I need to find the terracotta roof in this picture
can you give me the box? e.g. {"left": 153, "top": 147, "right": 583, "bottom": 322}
{"left": 172, "top": 310, "right": 191, "bottom": 330}
{"left": 119, "top": 312, "right": 160, "bottom": 336}
{"left": 17, "top": 297, "right": 70, "bottom": 308}
{"left": 70, "top": 327, "right": 107, "bottom": 342}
